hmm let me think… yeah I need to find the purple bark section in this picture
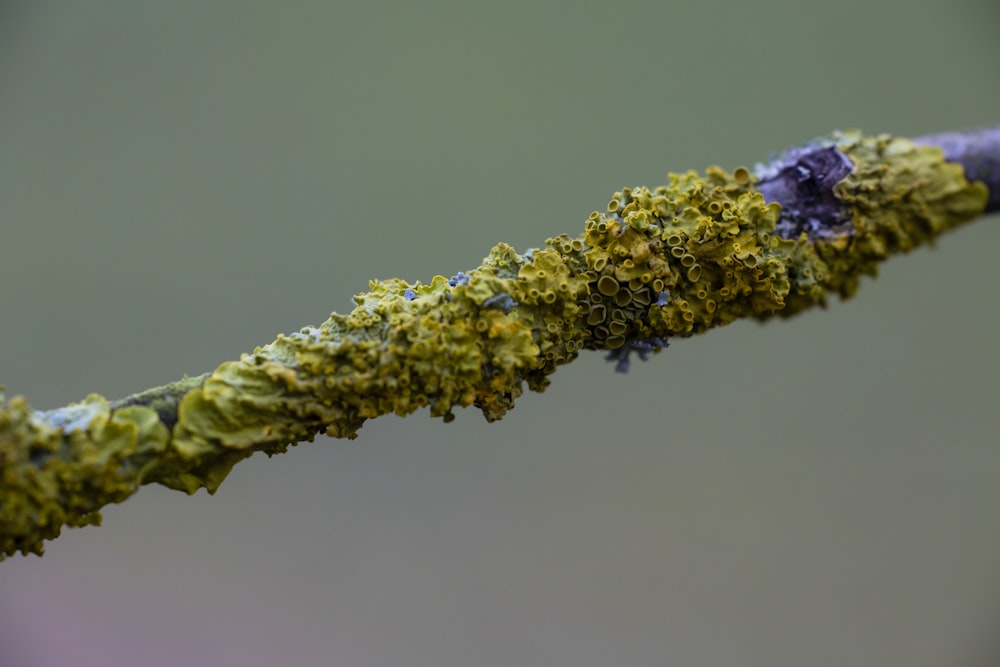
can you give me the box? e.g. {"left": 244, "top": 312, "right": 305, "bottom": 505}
{"left": 755, "top": 126, "right": 999, "bottom": 242}
{"left": 754, "top": 144, "right": 855, "bottom": 241}
{"left": 916, "top": 126, "right": 1000, "bottom": 214}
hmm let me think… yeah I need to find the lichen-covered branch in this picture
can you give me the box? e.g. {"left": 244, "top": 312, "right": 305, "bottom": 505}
{"left": 1, "top": 128, "right": 994, "bottom": 560}
{"left": 915, "top": 125, "right": 1000, "bottom": 213}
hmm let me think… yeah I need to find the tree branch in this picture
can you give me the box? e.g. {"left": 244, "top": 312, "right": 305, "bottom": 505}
{"left": 914, "top": 125, "right": 1000, "bottom": 212}
{"left": 1, "top": 127, "right": 995, "bottom": 560}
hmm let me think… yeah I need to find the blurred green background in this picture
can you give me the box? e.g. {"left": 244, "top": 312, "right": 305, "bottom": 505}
{"left": 2, "top": 2, "right": 999, "bottom": 666}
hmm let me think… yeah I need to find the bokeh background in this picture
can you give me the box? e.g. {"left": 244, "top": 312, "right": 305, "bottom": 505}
{"left": 2, "top": 2, "right": 999, "bottom": 666}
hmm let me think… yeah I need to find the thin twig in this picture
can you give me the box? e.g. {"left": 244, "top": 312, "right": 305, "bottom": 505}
{"left": 1, "top": 127, "right": 995, "bottom": 559}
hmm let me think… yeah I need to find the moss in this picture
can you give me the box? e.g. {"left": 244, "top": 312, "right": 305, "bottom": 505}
{"left": 0, "top": 130, "right": 989, "bottom": 559}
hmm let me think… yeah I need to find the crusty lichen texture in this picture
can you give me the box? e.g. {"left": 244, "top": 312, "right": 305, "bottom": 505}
{"left": 0, "top": 394, "right": 170, "bottom": 557}
{"left": 0, "top": 131, "right": 989, "bottom": 559}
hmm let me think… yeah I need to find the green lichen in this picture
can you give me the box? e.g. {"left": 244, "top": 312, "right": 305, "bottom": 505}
{"left": 0, "top": 393, "right": 170, "bottom": 557}
{"left": 819, "top": 131, "right": 991, "bottom": 301}
{"left": 0, "top": 131, "right": 989, "bottom": 559}
{"left": 573, "top": 132, "right": 987, "bottom": 341}
{"left": 579, "top": 169, "right": 789, "bottom": 340}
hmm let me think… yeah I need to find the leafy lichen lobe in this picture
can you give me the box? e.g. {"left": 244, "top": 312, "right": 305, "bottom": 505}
{"left": 1, "top": 393, "right": 169, "bottom": 557}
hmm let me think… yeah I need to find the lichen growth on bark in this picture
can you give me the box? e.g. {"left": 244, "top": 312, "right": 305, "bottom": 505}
{"left": 0, "top": 394, "right": 169, "bottom": 556}
{"left": 0, "top": 131, "right": 989, "bottom": 559}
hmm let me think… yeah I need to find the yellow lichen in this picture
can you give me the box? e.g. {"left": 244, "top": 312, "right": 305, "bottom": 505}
{"left": 0, "top": 394, "right": 170, "bottom": 557}
{"left": 0, "top": 130, "right": 989, "bottom": 560}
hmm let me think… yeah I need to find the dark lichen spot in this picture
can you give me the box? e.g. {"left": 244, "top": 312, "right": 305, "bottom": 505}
{"left": 605, "top": 335, "right": 626, "bottom": 349}
{"left": 613, "top": 290, "right": 633, "bottom": 307}
{"left": 597, "top": 275, "right": 620, "bottom": 296}
{"left": 447, "top": 271, "right": 471, "bottom": 287}
{"left": 482, "top": 293, "right": 518, "bottom": 313}
{"left": 586, "top": 305, "right": 607, "bottom": 326}
{"left": 605, "top": 336, "right": 670, "bottom": 373}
